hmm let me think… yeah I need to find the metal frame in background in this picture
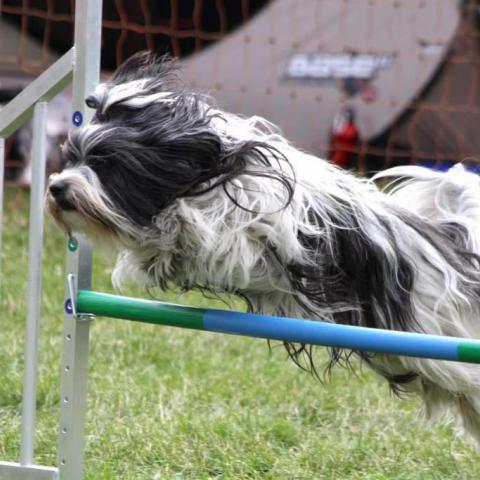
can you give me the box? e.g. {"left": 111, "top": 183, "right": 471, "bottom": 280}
{"left": 0, "top": 69, "right": 66, "bottom": 480}
{"left": 20, "top": 101, "right": 48, "bottom": 468}
{"left": 0, "top": 0, "right": 103, "bottom": 479}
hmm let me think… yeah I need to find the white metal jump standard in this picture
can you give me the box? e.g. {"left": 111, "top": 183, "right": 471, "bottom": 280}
{"left": 0, "top": 1, "right": 102, "bottom": 479}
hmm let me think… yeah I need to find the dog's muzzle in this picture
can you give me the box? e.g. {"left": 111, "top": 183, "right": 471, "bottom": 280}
{"left": 48, "top": 180, "right": 75, "bottom": 210}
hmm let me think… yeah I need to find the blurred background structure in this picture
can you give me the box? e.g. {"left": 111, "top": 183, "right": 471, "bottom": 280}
{"left": 1, "top": 0, "right": 480, "bottom": 183}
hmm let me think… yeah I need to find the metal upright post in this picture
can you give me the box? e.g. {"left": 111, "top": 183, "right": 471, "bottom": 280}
{"left": 21, "top": 101, "right": 48, "bottom": 467}
{"left": 57, "top": 1, "right": 103, "bottom": 479}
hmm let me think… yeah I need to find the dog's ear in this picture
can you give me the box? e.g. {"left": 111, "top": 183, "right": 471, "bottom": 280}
{"left": 110, "top": 51, "right": 180, "bottom": 88}
{"left": 190, "top": 140, "right": 295, "bottom": 214}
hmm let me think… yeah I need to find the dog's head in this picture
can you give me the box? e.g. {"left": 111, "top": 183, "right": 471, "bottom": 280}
{"left": 47, "top": 52, "right": 293, "bottom": 242}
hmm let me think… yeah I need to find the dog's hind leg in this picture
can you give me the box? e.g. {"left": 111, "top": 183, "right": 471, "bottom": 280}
{"left": 400, "top": 357, "right": 480, "bottom": 444}
{"left": 456, "top": 392, "right": 480, "bottom": 445}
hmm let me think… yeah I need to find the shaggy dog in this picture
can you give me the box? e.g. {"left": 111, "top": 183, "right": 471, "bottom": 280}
{"left": 47, "top": 53, "right": 480, "bottom": 444}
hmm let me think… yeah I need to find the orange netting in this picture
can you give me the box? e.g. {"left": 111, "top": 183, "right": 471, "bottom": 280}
{"left": 0, "top": 0, "right": 265, "bottom": 73}
{"left": 0, "top": 0, "right": 267, "bottom": 177}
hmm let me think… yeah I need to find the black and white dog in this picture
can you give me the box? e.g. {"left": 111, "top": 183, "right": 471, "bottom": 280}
{"left": 47, "top": 53, "right": 480, "bottom": 444}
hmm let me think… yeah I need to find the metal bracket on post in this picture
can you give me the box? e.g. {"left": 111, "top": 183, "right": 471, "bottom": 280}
{"left": 66, "top": 273, "right": 94, "bottom": 322}
{"left": 66, "top": 273, "right": 78, "bottom": 318}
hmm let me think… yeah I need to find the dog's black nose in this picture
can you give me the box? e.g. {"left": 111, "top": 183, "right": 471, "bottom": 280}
{"left": 49, "top": 181, "right": 74, "bottom": 210}
{"left": 49, "top": 181, "right": 66, "bottom": 198}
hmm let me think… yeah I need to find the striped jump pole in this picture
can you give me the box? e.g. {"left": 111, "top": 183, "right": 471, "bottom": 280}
{"left": 76, "top": 290, "right": 480, "bottom": 364}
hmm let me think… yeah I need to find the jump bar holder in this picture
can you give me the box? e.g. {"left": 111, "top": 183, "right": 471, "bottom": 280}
{"left": 75, "top": 290, "right": 480, "bottom": 364}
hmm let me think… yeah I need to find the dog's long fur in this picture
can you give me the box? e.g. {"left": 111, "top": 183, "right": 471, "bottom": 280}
{"left": 47, "top": 53, "right": 480, "bottom": 444}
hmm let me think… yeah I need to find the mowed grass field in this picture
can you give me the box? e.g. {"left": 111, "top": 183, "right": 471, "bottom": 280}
{"left": 1, "top": 187, "right": 480, "bottom": 479}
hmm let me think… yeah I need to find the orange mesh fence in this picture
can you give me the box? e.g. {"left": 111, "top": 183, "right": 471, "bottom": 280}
{"left": 0, "top": 0, "right": 267, "bottom": 73}
{"left": 361, "top": 0, "right": 480, "bottom": 174}
{"left": 1, "top": 0, "right": 480, "bottom": 180}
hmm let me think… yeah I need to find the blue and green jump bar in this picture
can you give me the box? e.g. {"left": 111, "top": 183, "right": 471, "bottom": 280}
{"left": 76, "top": 290, "right": 480, "bottom": 364}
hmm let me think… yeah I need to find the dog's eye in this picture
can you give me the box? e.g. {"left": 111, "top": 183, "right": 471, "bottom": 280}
{"left": 106, "top": 104, "right": 124, "bottom": 117}
{"left": 60, "top": 153, "right": 74, "bottom": 168}
{"left": 92, "top": 105, "right": 125, "bottom": 123}
{"left": 94, "top": 111, "right": 107, "bottom": 122}
{"left": 87, "top": 156, "right": 107, "bottom": 170}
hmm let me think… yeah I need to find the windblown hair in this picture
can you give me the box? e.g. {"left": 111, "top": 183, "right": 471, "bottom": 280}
{"left": 48, "top": 52, "right": 480, "bottom": 444}
{"left": 63, "top": 54, "right": 294, "bottom": 227}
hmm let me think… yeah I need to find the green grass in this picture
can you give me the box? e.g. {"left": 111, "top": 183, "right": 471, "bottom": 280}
{"left": 1, "top": 187, "right": 479, "bottom": 479}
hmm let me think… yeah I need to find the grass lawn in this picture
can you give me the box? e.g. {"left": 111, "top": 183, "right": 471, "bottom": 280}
{"left": 1, "top": 187, "right": 479, "bottom": 479}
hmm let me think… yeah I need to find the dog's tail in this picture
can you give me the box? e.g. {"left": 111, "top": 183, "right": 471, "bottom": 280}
{"left": 373, "top": 163, "right": 480, "bottom": 253}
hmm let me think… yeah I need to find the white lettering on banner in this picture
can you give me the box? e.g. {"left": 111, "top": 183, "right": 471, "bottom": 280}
{"left": 286, "top": 53, "right": 395, "bottom": 80}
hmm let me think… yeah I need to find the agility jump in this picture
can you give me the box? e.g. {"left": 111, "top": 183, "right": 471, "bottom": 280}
{"left": 76, "top": 290, "right": 480, "bottom": 365}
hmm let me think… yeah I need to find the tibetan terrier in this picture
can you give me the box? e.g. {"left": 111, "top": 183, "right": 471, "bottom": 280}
{"left": 47, "top": 52, "right": 480, "bottom": 444}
